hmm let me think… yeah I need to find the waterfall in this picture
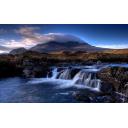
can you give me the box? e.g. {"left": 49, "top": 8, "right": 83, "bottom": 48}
{"left": 72, "top": 70, "right": 101, "bottom": 90}
{"left": 51, "top": 67, "right": 58, "bottom": 79}
{"left": 95, "top": 79, "right": 101, "bottom": 91}
{"left": 49, "top": 66, "right": 101, "bottom": 90}
{"left": 59, "top": 68, "right": 71, "bottom": 80}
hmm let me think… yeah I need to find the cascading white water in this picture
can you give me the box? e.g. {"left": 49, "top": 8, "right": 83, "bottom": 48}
{"left": 50, "top": 67, "right": 101, "bottom": 90}
{"left": 59, "top": 69, "right": 71, "bottom": 80}
{"left": 72, "top": 70, "right": 101, "bottom": 90}
{"left": 51, "top": 67, "right": 58, "bottom": 79}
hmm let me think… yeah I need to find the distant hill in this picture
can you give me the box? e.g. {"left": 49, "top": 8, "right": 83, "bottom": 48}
{"left": 103, "top": 49, "right": 128, "bottom": 54}
{"left": 10, "top": 47, "right": 27, "bottom": 55}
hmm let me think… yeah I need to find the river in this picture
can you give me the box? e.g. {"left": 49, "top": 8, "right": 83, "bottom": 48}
{"left": 0, "top": 63, "right": 128, "bottom": 103}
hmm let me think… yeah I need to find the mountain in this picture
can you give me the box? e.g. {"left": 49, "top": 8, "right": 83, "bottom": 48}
{"left": 30, "top": 34, "right": 105, "bottom": 53}
{"left": 9, "top": 34, "right": 107, "bottom": 54}
{"left": 10, "top": 47, "right": 27, "bottom": 55}
{"left": 30, "top": 41, "right": 103, "bottom": 53}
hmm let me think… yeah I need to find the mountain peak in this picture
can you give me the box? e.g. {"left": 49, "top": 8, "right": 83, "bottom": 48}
{"left": 10, "top": 47, "right": 27, "bottom": 55}
{"left": 43, "top": 33, "right": 86, "bottom": 44}
{"left": 9, "top": 34, "right": 105, "bottom": 54}
{"left": 29, "top": 33, "right": 96, "bottom": 53}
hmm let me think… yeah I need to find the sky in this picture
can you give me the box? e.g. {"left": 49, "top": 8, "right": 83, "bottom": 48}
{"left": 0, "top": 24, "right": 128, "bottom": 53}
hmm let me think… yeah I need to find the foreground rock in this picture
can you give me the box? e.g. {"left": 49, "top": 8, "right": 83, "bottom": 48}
{"left": 98, "top": 67, "right": 128, "bottom": 94}
{"left": 72, "top": 66, "right": 128, "bottom": 103}
{"left": 73, "top": 90, "right": 128, "bottom": 103}
{"left": 22, "top": 59, "right": 50, "bottom": 78}
{"left": 0, "top": 51, "right": 52, "bottom": 78}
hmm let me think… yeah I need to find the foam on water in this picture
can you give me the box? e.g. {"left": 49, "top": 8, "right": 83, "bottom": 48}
{"left": 27, "top": 63, "right": 128, "bottom": 92}
{"left": 27, "top": 65, "right": 102, "bottom": 91}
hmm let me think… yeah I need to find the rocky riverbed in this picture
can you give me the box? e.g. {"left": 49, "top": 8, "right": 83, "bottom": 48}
{"left": 0, "top": 51, "right": 128, "bottom": 102}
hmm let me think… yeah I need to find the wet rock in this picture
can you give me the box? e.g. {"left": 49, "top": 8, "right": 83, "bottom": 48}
{"left": 70, "top": 68, "right": 81, "bottom": 79}
{"left": 91, "top": 95, "right": 114, "bottom": 103}
{"left": 73, "top": 89, "right": 128, "bottom": 103}
{"left": 74, "top": 93, "right": 91, "bottom": 103}
{"left": 33, "top": 66, "right": 49, "bottom": 77}
{"left": 96, "top": 61, "right": 102, "bottom": 65}
{"left": 23, "top": 65, "right": 49, "bottom": 78}
{"left": 22, "top": 58, "right": 51, "bottom": 78}
{"left": 72, "top": 89, "right": 101, "bottom": 103}
{"left": 98, "top": 66, "right": 128, "bottom": 95}
{"left": 100, "top": 81, "right": 115, "bottom": 94}
{"left": 23, "top": 68, "right": 33, "bottom": 78}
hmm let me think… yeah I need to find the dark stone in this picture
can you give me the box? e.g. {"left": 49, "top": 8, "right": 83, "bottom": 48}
{"left": 23, "top": 65, "right": 49, "bottom": 78}
{"left": 98, "top": 66, "right": 128, "bottom": 94}
{"left": 70, "top": 68, "right": 80, "bottom": 79}
{"left": 92, "top": 95, "right": 114, "bottom": 103}
{"left": 75, "top": 93, "right": 91, "bottom": 103}
{"left": 100, "top": 81, "right": 115, "bottom": 94}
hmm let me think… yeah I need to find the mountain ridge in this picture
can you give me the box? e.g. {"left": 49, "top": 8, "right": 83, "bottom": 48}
{"left": 9, "top": 34, "right": 107, "bottom": 54}
{"left": 30, "top": 40, "right": 105, "bottom": 53}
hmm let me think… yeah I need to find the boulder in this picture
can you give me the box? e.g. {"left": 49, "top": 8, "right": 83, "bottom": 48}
{"left": 23, "top": 68, "right": 33, "bottom": 78}
{"left": 100, "top": 81, "right": 115, "bottom": 94}
{"left": 98, "top": 66, "right": 128, "bottom": 94}
{"left": 70, "top": 68, "right": 81, "bottom": 79}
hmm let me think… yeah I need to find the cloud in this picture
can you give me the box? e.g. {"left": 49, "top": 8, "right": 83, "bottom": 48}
{"left": 1, "top": 26, "right": 128, "bottom": 52}
{"left": 0, "top": 26, "right": 87, "bottom": 51}
{"left": 1, "top": 27, "right": 85, "bottom": 50}
{"left": 15, "top": 26, "right": 40, "bottom": 39}
{"left": 0, "top": 50, "right": 6, "bottom": 54}
{"left": 44, "top": 33, "right": 85, "bottom": 43}
{"left": 16, "top": 26, "right": 53, "bottom": 43}
{"left": 13, "top": 26, "right": 53, "bottom": 47}
{"left": 0, "top": 27, "right": 51, "bottom": 50}
{"left": 2, "top": 40, "right": 27, "bottom": 48}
